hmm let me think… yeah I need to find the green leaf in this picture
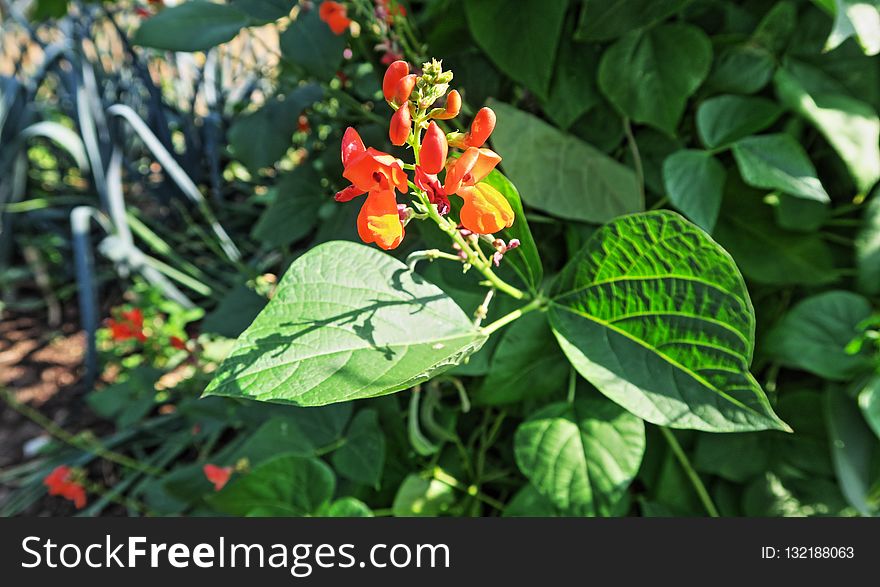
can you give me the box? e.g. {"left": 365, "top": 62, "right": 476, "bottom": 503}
{"left": 598, "top": 23, "right": 712, "bottom": 136}
{"left": 201, "top": 283, "right": 267, "bottom": 338}
{"left": 504, "top": 485, "right": 564, "bottom": 517}
{"left": 540, "top": 33, "right": 600, "bottom": 129}
{"left": 464, "top": 0, "right": 568, "bottom": 98}
{"left": 331, "top": 409, "right": 386, "bottom": 488}
{"left": 856, "top": 191, "right": 880, "bottom": 294}
{"left": 775, "top": 67, "right": 880, "bottom": 194}
{"left": 743, "top": 472, "right": 849, "bottom": 517}
{"left": 319, "top": 497, "right": 374, "bottom": 517}
{"left": 661, "top": 150, "right": 725, "bottom": 231}
{"left": 826, "top": 387, "right": 878, "bottom": 516}
{"left": 513, "top": 389, "right": 645, "bottom": 515}
{"left": 229, "top": 85, "right": 323, "bottom": 172}
{"left": 857, "top": 374, "right": 880, "bottom": 440}
{"left": 731, "top": 134, "right": 831, "bottom": 203}
{"left": 392, "top": 475, "right": 456, "bottom": 516}
{"left": 204, "top": 241, "right": 487, "bottom": 406}
{"left": 549, "top": 211, "right": 788, "bottom": 432}
{"left": 694, "top": 433, "right": 768, "bottom": 483}
{"left": 766, "top": 291, "right": 873, "bottom": 381}
{"left": 280, "top": 7, "right": 345, "bottom": 81}
{"left": 773, "top": 193, "right": 830, "bottom": 232}
{"left": 133, "top": 1, "right": 250, "bottom": 52}
{"left": 821, "top": 0, "right": 880, "bottom": 56}
{"left": 696, "top": 95, "right": 783, "bottom": 149}
{"left": 86, "top": 367, "right": 160, "bottom": 429}
{"left": 714, "top": 185, "right": 836, "bottom": 285}
{"left": 252, "top": 165, "right": 325, "bottom": 247}
{"left": 574, "top": 0, "right": 691, "bottom": 42}
{"left": 488, "top": 100, "right": 642, "bottom": 223}
{"left": 230, "top": 0, "right": 290, "bottom": 23}
{"left": 208, "top": 454, "right": 335, "bottom": 516}
{"left": 31, "top": 0, "right": 67, "bottom": 20}
{"left": 476, "top": 312, "right": 569, "bottom": 406}
{"left": 480, "top": 170, "right": 543, "bottom": 290}
{"left": 706, "top": 45, "right": 775, "bottom": 95}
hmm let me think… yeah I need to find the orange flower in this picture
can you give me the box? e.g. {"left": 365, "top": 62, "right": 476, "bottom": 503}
{"left": 336, "top": 127, "right": 408, "bottom": 198}
{"left": 382, "top": 60, "right": 410, "bottom": 102}
{"left": 458, "top": 183, "right": 514, "bottom": 234}
{"left": 335, "top": 128, "right": 408, "bottom": 249}
{"left": 43, "top": 465, "right": 87, "bottom": 509}
{"left": 203, "top": 464, "right": 233, "bottom": 491}
{"left": 443, "top": 147, "right": 512, "bottom": 234}
{"left": 357, "top": 189, "right": 405, "bottom": 250}
{"left": 318, "top": 1, "right": 351, "bottom": 35}
{"left": 451, "top": 107, "right": 497, "bottom": 148}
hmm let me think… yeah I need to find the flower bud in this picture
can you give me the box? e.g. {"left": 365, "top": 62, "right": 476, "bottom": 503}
{"left": 420, "top": 122, "right": 448, "bottom": 174}
{"left": 383, "top": 60, "right": 410, "bottom": 102}
{"left": 434, "top": 89, "right": 461, "bottom": 120}
{"left": 394, "top": 74, "right": 418, "bottom": 105}
{"left": 466, "top": 107, "right": 496, "bottom": 148}
{"left": 389, "top": 104, "right": 411, "bottom": 146}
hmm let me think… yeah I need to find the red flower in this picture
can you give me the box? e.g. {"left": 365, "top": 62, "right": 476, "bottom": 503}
{"left": 43, "top": 466, "right": 87, "bottom": 509}
{"left": 170, "top": 336, "right": 187, "bottom": 350}
{"left": 382, "top": 60, "right": 410, "bottom": 102}
{"left": 420, "top": 121, "right": 448, "bottom": 174}
{"left": 318, "top": 1, "right": 351, "bottom": 35}
{"left": 203, "top": 464, "right": 233, "bottom": 491}
{"left": 106, "top": 308, "right": 147, "bottom": 343}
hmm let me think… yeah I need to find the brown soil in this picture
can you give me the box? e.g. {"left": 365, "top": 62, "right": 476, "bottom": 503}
{"left": 0, "top": 309, "right": 89, "bottom": 514}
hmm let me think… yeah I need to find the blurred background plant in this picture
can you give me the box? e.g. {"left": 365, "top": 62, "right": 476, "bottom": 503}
{"left": 1, "top": 0, "right": 879, "bottom": 518}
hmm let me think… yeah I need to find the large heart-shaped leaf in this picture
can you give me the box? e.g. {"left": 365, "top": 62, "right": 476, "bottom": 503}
{"left": 204, "top": 241, "right": 487, "bottom": 406}
{"left": 488, "top": 100, "right": 642, "bottom": 223}
{"left": 133, "top": 1, "right": 250, "bottom": 52}
{"left": 513, "top": 389, "right": 645, "bottom": 515}
{"left": 548, "top": 211, "right": 788, "bottom": 432}
{"left": 574, "top": 0, "right": 691, "bottom": 42}
{"left": 598, "top": 23, "right": 712, "bottom": 136}
{"left": 331, "top": 409, "right": 386, "bottom": 488}
{"left": 464, "top": 0, "right": 568, "bottom": 99}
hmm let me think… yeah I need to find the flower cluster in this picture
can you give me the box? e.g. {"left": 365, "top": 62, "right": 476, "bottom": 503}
{"left": 335, "top": 59, "right": 514, "bottom": 250}
{"left": 106, "top": 308, "right": 147, "bottom": 343}
{"left": 43, "top": 465, "right": 87, "bottom": 509}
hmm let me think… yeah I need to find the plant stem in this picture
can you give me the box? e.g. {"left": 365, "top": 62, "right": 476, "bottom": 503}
{"left": 659, "top": 427, "right": 719, "bottom": 518}
{"left": 432, "top": 468, "right": 506, "bottom": 512}
{"left": 481, "top": 296, "right": 545, "bottom": 336}
{"left": 0, "top": 389, "right": 163, "bottom": 477}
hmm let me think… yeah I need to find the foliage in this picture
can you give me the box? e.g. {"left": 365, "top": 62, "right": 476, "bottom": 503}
{"left": 3, "top": 0, "right": 880, "bottom": 519}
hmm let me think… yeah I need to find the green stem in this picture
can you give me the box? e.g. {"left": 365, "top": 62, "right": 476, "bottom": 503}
{"left": 0, "top": 389, "right": 163, "bottom": 477}
{"left": 660, "top": 427, "right": 719, "bottom": 518}
{"left": 481, "top": 296, "right": 545, "bottom": 336}
{"left": 432, "top": 468, "right": 505, "bottom": 512}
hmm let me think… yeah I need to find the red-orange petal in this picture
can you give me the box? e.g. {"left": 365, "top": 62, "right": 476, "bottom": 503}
{"left": 389, "top": 105, "right": 411, "bottom": 146}
{"left": 466, "top": 107, "right": 496, "bottom": 148}
{"left": 357, "top": 190, "right": 405, "bottom": 250}
{"left": 434, "top": 89, "right": 461, "bottom": 120}
{"left": 341, "top": 126, "right": 365, "bottom": 166}
{"left": 457, "top": 182, "right": 514, "bottom": 234}
{"left": 382, "top": 60, "right": 410, "bottom": 102}
{"left": 394, "top": 74, "right": 417, "bottom": 105}
{"left": 443, "top": 147, "right": 480, "bottom": 194}
{"left": 420, "top": 121, "right": 448, "bottom": 174}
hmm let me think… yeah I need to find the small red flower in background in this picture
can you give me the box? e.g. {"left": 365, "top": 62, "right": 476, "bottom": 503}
{"left": 43, "top": 466, "right": 87, "bottom": 509}
{"left": 106, "top": 308, "right": 147, "bottom": 343}
{"left": 319, "top": 1, "right": 351, "bottom": 35}
{"left": 169, "top": 335, "right": 187, "bottom": 350}
{"left": 376, "top": 0, "right": 405, "bottom": 25}
{"left": 203, "top": 464, "right": 233, "bottom": 491}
